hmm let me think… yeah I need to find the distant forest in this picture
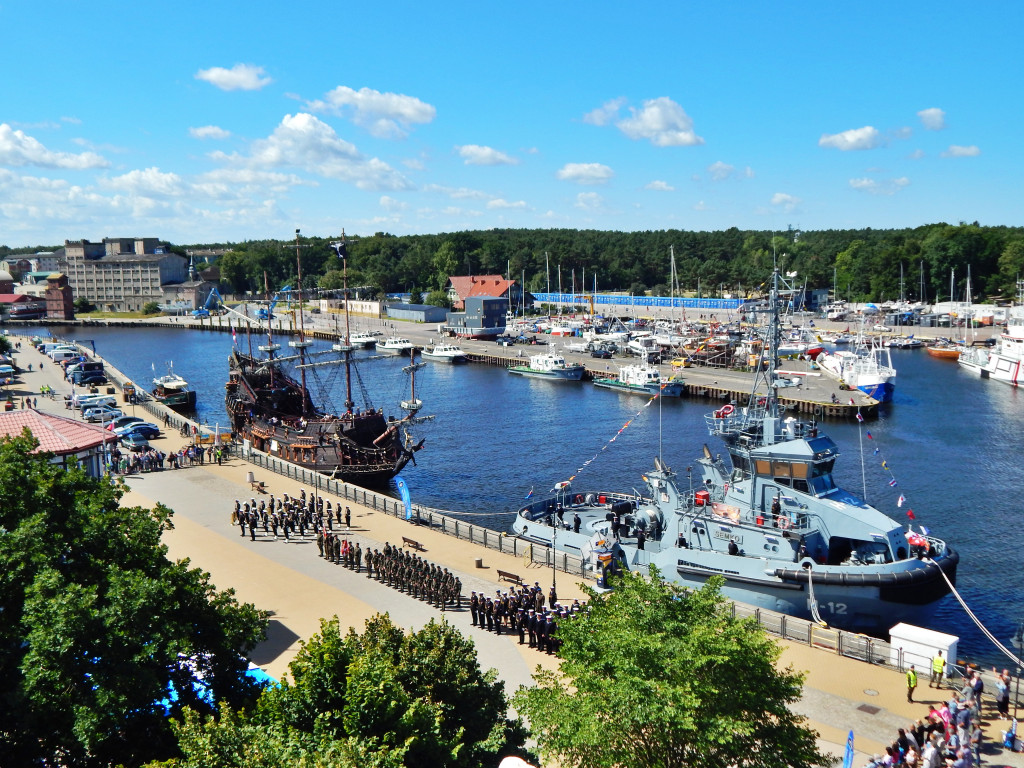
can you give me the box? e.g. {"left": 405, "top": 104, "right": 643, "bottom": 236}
{"left": 7, "top": 222, "right": 1024, "bottom": 304}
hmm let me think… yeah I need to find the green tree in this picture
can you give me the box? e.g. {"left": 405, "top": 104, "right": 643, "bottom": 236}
{"left": 142, "top": 301, "right": 162, "bottom": 315}
{"left": 0, "top": 433, "right": 268, "bottom": 767}
{"left": 73, "top": 296, "right": 96, "bottom": 313}
{"left": 996, "top": 239, "right": 1024, "bottom": 297}
{"left": 253, "top": 615, "right": 528, "bottom": 768}
{"left": 513, "top": 571, "right": 829, "bottom": 768}
{"left": 424, "top": 289, "right": 452, "bottom": 309}
{"left": 432, "top": 242, "right": 459, "bottom": 291}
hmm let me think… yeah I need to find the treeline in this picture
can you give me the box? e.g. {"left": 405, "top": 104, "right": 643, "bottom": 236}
{"left": 11, "top": 222, "right": 1024, "bottom": 303}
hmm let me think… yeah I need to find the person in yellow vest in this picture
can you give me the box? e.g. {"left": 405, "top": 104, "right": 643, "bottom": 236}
{"left": 906, "top": 664, "right": 918, "bottom": 703}
{"left": 930, "top": 650, "right": 946, "bottom": 688}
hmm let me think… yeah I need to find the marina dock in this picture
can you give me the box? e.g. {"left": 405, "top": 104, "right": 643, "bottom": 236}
{"left": 22, "top": 313, "right": 892, "bottom": 419}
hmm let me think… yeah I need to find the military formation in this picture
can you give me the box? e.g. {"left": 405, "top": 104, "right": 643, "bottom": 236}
{"left": 469, "top": 584, "right": 583, "bottom": 654}
{"left": 230, "top": 488, "right": 462, "bottom": 611}
{"left": 229, "top": 488, "right": 591, "bottom": 654}
{"left": 360, "top": 542, "right": 463, "bottom": 611}
{"left": 231, "top": 487, "right": 335, "bottom": 542}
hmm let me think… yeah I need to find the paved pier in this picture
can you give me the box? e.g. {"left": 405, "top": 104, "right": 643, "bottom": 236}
{"left": 7, "top": 334, "right": 1023, "bottom": 768}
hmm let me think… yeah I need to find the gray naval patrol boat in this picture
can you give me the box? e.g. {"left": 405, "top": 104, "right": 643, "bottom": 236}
{"left": 512, "top": 268, "right": 959, "bottom": 635}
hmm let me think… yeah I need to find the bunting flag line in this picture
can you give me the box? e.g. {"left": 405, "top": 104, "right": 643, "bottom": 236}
{"left": 854, "top": 416, "right": 930, "bottom": 533}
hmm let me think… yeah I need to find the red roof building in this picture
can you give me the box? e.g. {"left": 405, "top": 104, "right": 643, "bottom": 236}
{"left": 446, "top": 275, "right": 519, "bottom": 310}
{"left": 0, "top": 408, "right": 117, "bottom": 477}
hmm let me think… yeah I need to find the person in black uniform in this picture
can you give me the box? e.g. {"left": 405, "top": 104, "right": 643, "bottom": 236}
{"left": 516, "top": 607, "right": 526, "bottom": 645}
{"left": 344, "top": 506, "right": 351, "bottom": 529}
{"left": 573, "top": 512, "right": 581, "bottom": 533}
{"left": 470, "top": 592, "right": 479, "bottom": 626}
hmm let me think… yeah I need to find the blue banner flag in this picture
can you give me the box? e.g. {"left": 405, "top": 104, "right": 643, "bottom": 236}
{"left": 843, "top": 730, "right": 855, "bottom": 768}
{"left": 524, "top": 486, "right": 534, "bottom": 500}
{"left": 395, "top": 475, "right": 412, "bottom": 521}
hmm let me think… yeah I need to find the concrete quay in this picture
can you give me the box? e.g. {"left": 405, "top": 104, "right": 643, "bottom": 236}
{"left": 6, "top": 334, "right": 1023, "bottom": 768}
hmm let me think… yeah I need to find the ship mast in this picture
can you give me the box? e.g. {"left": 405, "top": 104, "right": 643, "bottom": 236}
{"left": 288, "top": 229, "right": 313, "bottom": 416}
{"left": 330, "top": 231, "right": 356, "bottom": 411}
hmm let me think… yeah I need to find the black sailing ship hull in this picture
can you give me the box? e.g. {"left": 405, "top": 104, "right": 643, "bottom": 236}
{"left": 225, "top": 350, "right": 418, "bottom": 487}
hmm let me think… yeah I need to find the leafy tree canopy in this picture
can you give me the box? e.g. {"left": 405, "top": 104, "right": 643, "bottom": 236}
{"left": 161, "top": 614, "right": 529, "bottom": 768}
{"left": 513, "top": 570, "right": 829, "bottom": 768}
{"left": 0, "top": 433, "right": 268, "bottom": 767}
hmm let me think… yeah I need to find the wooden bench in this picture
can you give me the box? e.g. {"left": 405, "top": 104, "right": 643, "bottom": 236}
{"left": 250, "top": 480, "right": 266, "bottom": 493}
{"left": 402, "top": 536, "right": 424, "bottom": 551}
{"left": 497, "top": 569, "right": 523, "bottom": 586}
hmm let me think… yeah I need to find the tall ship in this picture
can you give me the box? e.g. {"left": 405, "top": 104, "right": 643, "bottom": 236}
{"left": 511, "top": 267, "right": 958, "bottom": 635}
{"left": 225, "top": 231, "right": 424, "bottom": 487}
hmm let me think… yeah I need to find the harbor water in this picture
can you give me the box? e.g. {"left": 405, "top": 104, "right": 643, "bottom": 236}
{"left": 34, "top": 324, "right": 1024, "bottom": 666}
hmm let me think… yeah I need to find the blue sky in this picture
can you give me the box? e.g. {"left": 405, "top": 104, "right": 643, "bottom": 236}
{"left": 1, "top": 2, "right": 1019, "bottom": 248}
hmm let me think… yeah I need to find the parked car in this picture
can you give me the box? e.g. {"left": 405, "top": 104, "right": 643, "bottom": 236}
{"left": 105, "top": 415, "right": 146, "bottom": 431}
{"left": 84, "top": 405, "right": 123, "bottom": 423}
{"left": 590, "top": 348, "right": 613, "bottom": 359}
{"left": 495, "top": 335, "right": 515, "bottom": 346}
{"left": 78, "top": 373, "right": 108, "bottom": 386}
{"left": 670, "top": 357, "right": 693, "bottom": 368}
{"left": 121, "top": 424, "right": 160, "bottom": 440}
{"left": 114, "top": 421, "right": 159, "bottom": 437}
{"left": 120, "top": 434, "right": 150, "bottom": 452}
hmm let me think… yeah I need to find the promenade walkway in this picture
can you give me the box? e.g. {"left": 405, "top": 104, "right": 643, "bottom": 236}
{"left": 8, "top": 334, "right": 1023, "bottom": 768}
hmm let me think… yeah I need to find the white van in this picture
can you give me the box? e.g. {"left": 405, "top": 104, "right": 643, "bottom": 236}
{"left": 0, "top": 364, "right": 15, "bottom": 379}
{"left": 77, "top": 395, "right": 116, "bottom": 411}
{"left": 42, "top": 342, "right": 75, "bottom": 355}
{"left": 50, "top": 349, "right": 80, "bottom": 363}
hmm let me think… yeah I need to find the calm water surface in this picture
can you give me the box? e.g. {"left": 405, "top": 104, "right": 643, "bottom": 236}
{"left": 40, "top": 325, "right": 1024, "bottom": 664}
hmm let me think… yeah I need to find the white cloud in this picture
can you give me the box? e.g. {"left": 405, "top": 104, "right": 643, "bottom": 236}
{"left": 0, "top": 123, "right": 109, "bottom": 169}
{"left": 744, "top": 166, "right": 755, "bottom": 178}
{"left": 616, "top": 97, "right": 704, "bottom": 147}
{"left": 216, "top": 112, "right": 412, "bottom": 191}
{"left": 918, "top": 108, "right": 946, "bottom": 131}
{"left": 306, "top": 85, "right": 436, "bottom": 139}
{"left": 189, "top": 125, "right": 231, "bottom": 140}
{"left": 195, "top": 63, "right": 273, "bottom": 91}
{"left": 645, "top": 180, "right": 674, "bottom": 192}
{"left": 849, "top": 176, "right": 910, "bottom": 195}
{"left": 818, "top": 126, "right": 882, "bottom": 151}
{"left": 487, "top": 198, "right": 527, "bottom": 209}
{"left": 403, "top": 158, "right": 425, "bottom": 171}
{"left": 379, "top": 195, "right": 407, "bottom": 212}
{"left": 575, "top": 192, "right": 604, "bottom": 210}
{"left": 61, "top": 116, "right": 82, "bottom": 125}
{"left": 556, "top": 162, "right": 614, "bottom": 185}
{"left": 941, "top": 144, "right": 981, "bottom": 158}
{"left": 583, "top": 97, "right": 627, "bottom": 126}
{"left": 422, "top": 183, "right": 490, "bottom": 200}
{"left": 455, "top": 144, "right": 518, "bottom": 166}
{"left": 99, "top": 167, "right": 186, "bottom": 197}
{"left": 909, "top": 149, "right": 926, "bottom": 159}
{"left": 693, "top": 200, "right": 711, "bottom": 211}
{"left": 708, "top": 161, "right": 735, "bottom": 181}
{"left": 770, "top": 192, "right": 801, "bottom": 212}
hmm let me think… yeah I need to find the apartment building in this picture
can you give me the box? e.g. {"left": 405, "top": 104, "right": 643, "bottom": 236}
{"left": 64, "top": 237, "right": 188, "bottom": 312}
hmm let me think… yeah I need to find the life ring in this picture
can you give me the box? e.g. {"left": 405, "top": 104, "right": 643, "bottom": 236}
{"left": 574, "top": 494, "right": 583, "bottom": 505}
{"left": 719, "top": 404, "right": 735, "bottom": 416}
{"left": 779, "top": 516, "right": 792, "bottom": 530}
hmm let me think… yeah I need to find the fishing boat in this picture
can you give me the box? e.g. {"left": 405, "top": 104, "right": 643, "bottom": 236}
{"left": 815, "top": 331, "right": 896, "bottom": 402}
{"left": 959, "top": 287, "right": 1024, "bottom": 385}
{"left": 377, "top": 337, "right": 415, "bottom": 356}
{"left": 592, "top": 355, "right": 684, "bottom": 397}
{"left": 225, "top": 231, "right": 424, "bottom": 487}
{"left": 421, "top": 343, "right": 468, "bottom": 364}
{"left": 152, "top": 362, "right": 197, "bottom": 411}
{"left": 511, "top": 266, "right": 959, "bottom": 635}
{"left": 508, "top": 352, "right": 584, "bottom": 381}
{"left": 350, "top": 331, "right": 377, "bottom": 348}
